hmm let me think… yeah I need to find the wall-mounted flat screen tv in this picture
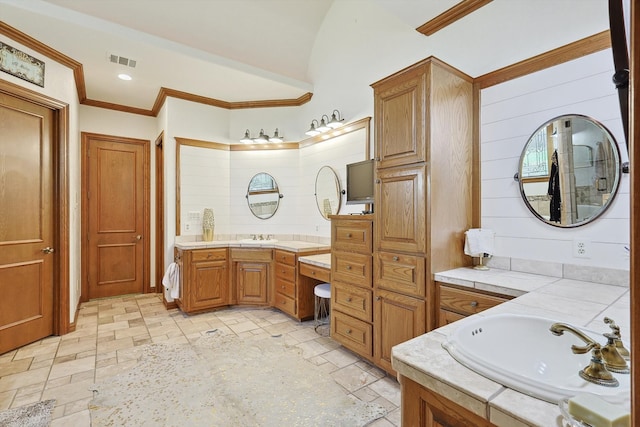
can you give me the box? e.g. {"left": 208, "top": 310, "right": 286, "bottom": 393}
{"left": 346, "top": 159, "right": 374, "bottom": 205}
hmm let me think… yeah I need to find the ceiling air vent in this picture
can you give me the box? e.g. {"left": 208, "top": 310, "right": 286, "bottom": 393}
{"left": 108, "top": 53, "right": 136, "bottom": 68}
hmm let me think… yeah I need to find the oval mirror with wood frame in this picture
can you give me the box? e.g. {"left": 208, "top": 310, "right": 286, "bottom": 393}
{"left": 246, "top": 172, "right": 282, "bottom": 219}
{"left": 314, "top": 166, "right": 341, "bottom": 220}
{"left": 517, "top": 114, "right": 622, "bottom": 227}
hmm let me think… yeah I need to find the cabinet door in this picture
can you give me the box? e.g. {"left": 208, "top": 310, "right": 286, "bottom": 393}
{"left": 374, "top": 289, "right": 426, "bottom": 374}
{"left": 375, "top": 164, "right": 426, "bottom": 254}
{"left": 401, "top": 376, "right": 496, "bottom": 427}
{"left": 373, "top": 64, "right": 427, "bottom": 169}
{"left": 237, "top": 262, "right": 269, "bottom": 304}
{"left": 190, "top": 260, "right": 229, "bottom": 311}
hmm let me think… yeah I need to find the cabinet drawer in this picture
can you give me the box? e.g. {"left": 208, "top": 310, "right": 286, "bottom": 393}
{"left": 275, "top": 277, "right": 295, "bottom": 298}
{"left": 231, "top": 248, "right": 272, "bottom": 262}
{"left": 299, "top": 262, "right": 331, "bottom": 283}
{"left": 275, "top": 263, "right": 296, "bottom": 282}
{"left": 375, "top": 251, "right": 425, "bottom": 297}
{"left": 331, "top": 251, "right": 372, "bottom": 286}
{"left": 274, "top": 249, "right": 296, "bottom": 266}
{"left": 438, "top": 309, "right": 465, "bottom": 327}
{"left": 332, "top": 282, "right": 372, "bottom": 322}
{"left": 332, "top": 219, "right": 373, "bottom": 253}
{"left": 439, "top": 285, "right": 508, "bottom": 316}
{"left": 191, "top": 248, "right": 227, "bottom": 262}
{"left": 331, "top": 311, "right": 373, "bottom": 358}
{"left": 274, "top": 293, "right": 296, "bottom": 316}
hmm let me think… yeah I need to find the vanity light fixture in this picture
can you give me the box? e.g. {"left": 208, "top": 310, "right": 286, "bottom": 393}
{"left": 305, "top": 119, "right": 321, "bottom": 137}
{"left": 240, "top": 128, "right": 284, "bottom": 144}
{"left": 317, "top": 115, "right": 331, "bottom": 132}
{"left": 327, "top": 109, "right": 343, "bottom": 129}
{"left": 269, "top": 128, "right": 283, "bottom": 143}
{"left": 305, "top": 109, "right": 345, "bottom": 137}
{"left": 240, "top": 129, "right": 254, "bottom": 144}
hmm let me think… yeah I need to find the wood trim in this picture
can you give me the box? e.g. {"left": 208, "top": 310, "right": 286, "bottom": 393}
{"left": 0, "top": 22, "right": 313, "bottom": 116}
{"left": 155, "top": 132, "right": 165, "bottom": 292}
{"left": 152, "top": 87, "right": 313, "bottom": 116}
{"left": 175, "top": 140, "right": 182, "bottom": 236}
{"left": 82, "top": 98, "right": 155, "bottom": 116}
{"left": 229, "top": 142, "right": 299, "bottom": 151}
{"left": 631, "top": 2, "right": 638, "bottom": 425}
{"left": 472, "top": 82, "right": 481, "bottom": 228}
{"left": 475, "top": 31, "right": 611, "bottom": 89}
{"left": 416, "top": 0, "right": 493, "bottom": 37}
{"left": 175, "top": 137, "right": 231, "bottom": 150}
{"left": 0, "top": 78, "right": 71, "bottom": 335}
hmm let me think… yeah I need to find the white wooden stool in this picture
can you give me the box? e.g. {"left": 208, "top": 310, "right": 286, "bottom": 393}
{"left": 314, "top": 283, "right": 331, "bottom": 335}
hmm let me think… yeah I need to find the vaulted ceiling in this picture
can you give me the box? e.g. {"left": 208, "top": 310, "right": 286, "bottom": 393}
{"left": 0, "top": 0, "right": 610, "bottom": 114}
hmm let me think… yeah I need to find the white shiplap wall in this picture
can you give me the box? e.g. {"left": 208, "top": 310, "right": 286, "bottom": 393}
{"left": 177, "top": 124, "right": 370, "bottom": 239}
{"left": 480, "top": 49, "right": 630, "bottom": 270}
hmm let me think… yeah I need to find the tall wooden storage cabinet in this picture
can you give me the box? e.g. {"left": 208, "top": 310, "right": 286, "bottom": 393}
{"left": 371, "top": 57, "right": 474, "bottom": 374}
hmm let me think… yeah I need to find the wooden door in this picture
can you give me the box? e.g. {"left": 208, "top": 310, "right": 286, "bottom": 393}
{"left": 83, "top": 133, "right": 149, "bottom": 299}
{"left": 375, "top": 164, "right": 427, "bottom": 254}
{"left": 374, "top": 289, "right": 426, "bottom": 374}
{"left": 0, "top": 92, "right": 54, "bottom": 354}
{"left": 372, "top": 61, "right": 427, "bottom": 169}
{"left": 237, "top": 262, "right": 268, "bottom": 304}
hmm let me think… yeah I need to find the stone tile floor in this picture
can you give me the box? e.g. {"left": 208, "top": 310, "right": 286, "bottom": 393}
{"left": 0, "top": 294, "right": 401, "bottom": 426}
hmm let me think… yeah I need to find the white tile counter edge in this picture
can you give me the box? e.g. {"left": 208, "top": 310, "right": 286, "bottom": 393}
{"left": 393, "top": 267, "right": 631, "bottom": 427}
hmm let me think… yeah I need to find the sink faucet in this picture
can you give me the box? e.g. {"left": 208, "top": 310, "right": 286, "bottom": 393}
{"left": 549, "top": 322, "right": 619, "bottom": 387}
{"left": 604, "top": 317, "right": 630, "bottom": 360}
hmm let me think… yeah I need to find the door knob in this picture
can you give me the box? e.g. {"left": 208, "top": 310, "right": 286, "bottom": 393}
{"left": 135, "top": 235, "right": 142, "bottom": 240}
{"left": 42, "top": 247, "right": 55, "bottom": 254}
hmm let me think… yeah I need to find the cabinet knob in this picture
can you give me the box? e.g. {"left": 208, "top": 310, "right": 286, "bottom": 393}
{"left": 346, "top": 233, "right": 352, "bottom": 238}
{"left": 346, "top": 329, "right": 352, "bottom": 334}
{"left": 281, "top": 285, "right": 285, "bottom": 289}
{"left": 376, "top": 296, "right": 381, "bottom": 301}
{"left": 346, "top": 297, "right": 352, "bottom": 302}
{"left": 375, "top": 179, "right": 381, "bottom": 184}
{"left": 392, "top": 256, "right": 399, "bottom": 261}
{"left": 346, "top": 265, "right": 352, "bottom": 270}
{"left": 470, "top": 301, "right": 478, "bottom": 308}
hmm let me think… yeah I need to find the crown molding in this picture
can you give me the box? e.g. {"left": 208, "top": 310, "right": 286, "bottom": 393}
{"left": 416, "top": 0, "right": 493, "bottom": 36}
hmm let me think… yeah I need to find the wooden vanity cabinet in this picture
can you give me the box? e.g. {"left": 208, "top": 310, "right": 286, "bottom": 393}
{"left": 176, "top": 248, "right": 230, "bottom": 314}
{"left": 371, "top": 57, "right": 474, "bottom": 375}
{"left": 437, "top": 282, "right": 511, "bottom": 327}
{"left": 231, "top": 248, "right": 272, "bottom": 305}
{"left": 330, "top": 215, "right": 374, "bottom": 360}
{"left": 400, "top": 376, "right": 496, "bottom": 427}
{"left": 273, "top": 248, "right": 331, "bottom": 320}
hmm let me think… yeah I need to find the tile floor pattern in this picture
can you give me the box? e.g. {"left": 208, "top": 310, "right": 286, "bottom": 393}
{"left": 0, "top": 294, "right": 401, "bottom": 426}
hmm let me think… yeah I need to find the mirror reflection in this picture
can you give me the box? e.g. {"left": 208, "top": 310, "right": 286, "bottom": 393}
{"left": 518, "top": 115, "right": 621, "bottom": 227}
{"left": 315, "top": 166, "right": 341, "bottom": 220}
{"left": 246, "top": 172, "right": 281, "bottom": 219}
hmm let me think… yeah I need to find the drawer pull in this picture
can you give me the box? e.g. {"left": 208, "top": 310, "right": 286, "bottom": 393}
{"left": 470, "top": 301, "right": 478, "bottom": 308}
{"left": 346, "top": 233, "right": 352, "bottom": 238}
{"left": 346, "top": 297, "right": 352, "bottom": 302}
{"left": 281, "top": 285, "right": 285, "bottom": 289}
{"left": 207, "top": 253, "right": 212, "bottom": 258}
{"left": 311, "top": 271, "right": 316, "bottom": 275}
{"left": 346, "top": 265, "right": 352, "bottom": 270}
{"left": 392, "top": 256, "right": 399, "bottom": 261}
{"left": 346, "top": 329, "right": 352, "bottom": 334}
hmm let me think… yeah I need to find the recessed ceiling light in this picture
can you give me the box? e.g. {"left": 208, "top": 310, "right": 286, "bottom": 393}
{"left": 118, "top": 73, "right": 132, "bottom": 81}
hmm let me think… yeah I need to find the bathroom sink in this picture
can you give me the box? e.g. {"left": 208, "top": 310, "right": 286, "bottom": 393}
{"left": 238, "top": 238, "right": 278, "bottom": 244}
{"left": 442, "top": 314, "right": 630, "bottom": 404}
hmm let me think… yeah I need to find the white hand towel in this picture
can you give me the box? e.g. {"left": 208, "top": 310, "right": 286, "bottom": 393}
{"left": 464, "top": 229, "right": 495, "bottom": 257}
{"left": 162, "top": 262, "right": 180, "bottom": 299}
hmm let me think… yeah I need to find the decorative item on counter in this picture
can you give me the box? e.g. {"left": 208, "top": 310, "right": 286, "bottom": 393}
{"left": 464, "top": 228, "right": 495, "bottom": 270}
{"left": 202, "top": 208, "right": 215, "bottom": 241}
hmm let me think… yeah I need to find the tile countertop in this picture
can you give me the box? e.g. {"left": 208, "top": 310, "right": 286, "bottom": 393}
{"left": 392, "top": 267, "right": 631, "bottom": 427}
{"left": 174, "top": 240, "right": 330, "bottom": 253}
{"left": 298, "top": 253, "right": 331, "bottom": 269}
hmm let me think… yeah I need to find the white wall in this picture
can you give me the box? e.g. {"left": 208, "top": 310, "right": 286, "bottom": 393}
{"left": 480, "top": 49, "right": 629, "bottom": 270}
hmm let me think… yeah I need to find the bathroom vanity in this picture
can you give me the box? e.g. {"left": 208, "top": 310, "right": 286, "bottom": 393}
{"left": 174, "top": 239, "right": 330, "bottom": 316}
{"left": 393, "top": 265, "right": 631, "bottom": 426}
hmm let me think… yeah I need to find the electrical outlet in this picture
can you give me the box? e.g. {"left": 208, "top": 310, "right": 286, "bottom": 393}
{"left": 185, "top": 223, "right": 191, "bottom": 231}
{"left": 573, "top": 239, "right": 590, "bottom": 258}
